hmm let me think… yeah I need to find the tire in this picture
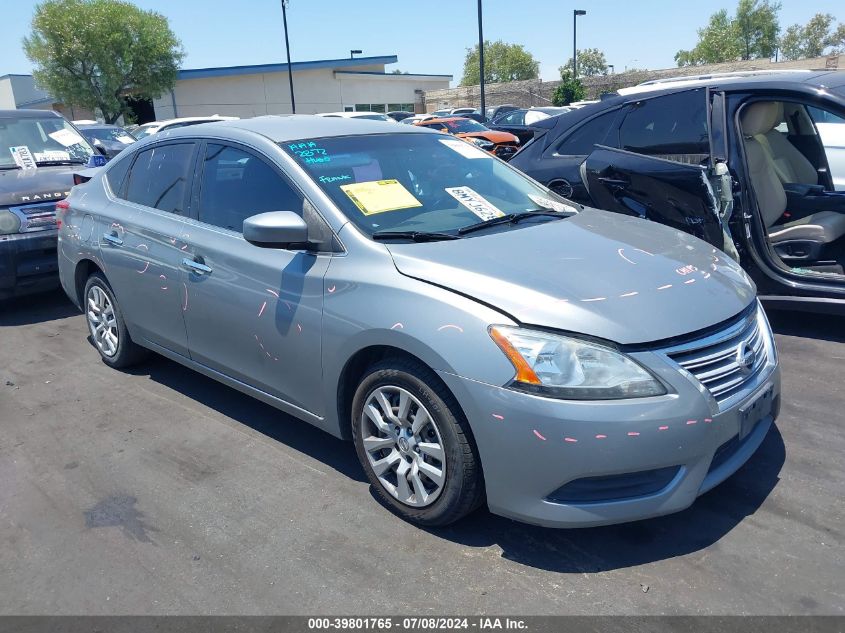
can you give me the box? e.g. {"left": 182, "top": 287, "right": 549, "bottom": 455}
{"left": 351, "top": 357, "right": 484, "bottom": 526}
{"left": 83, "top": 272, "right": 147, "bottom": 368}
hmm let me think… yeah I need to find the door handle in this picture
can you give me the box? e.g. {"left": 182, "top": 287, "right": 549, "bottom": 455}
{"left": 182, "top": 257, "right": 212, "bottom": 275}
{"left": 102, "top": 232, "right": 123, "bottom": 246}
{"left": 597, "top": 176, "right": 630, "bottom": 187}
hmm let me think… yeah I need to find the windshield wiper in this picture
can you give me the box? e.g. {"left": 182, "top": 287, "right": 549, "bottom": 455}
{"left": 0, "top": 165, "right": 21, "bottom": 170}
{"left": 34, "top": 160, "right": 86, "bottom": 166}
{"left": 372, "top": 230, "right": 462, "bottom": 242}
{"left": 458, "top": 210, "right": 568, "bottom": 236}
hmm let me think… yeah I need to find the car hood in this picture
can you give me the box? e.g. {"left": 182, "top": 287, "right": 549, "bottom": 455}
{"left": 384, "top": 208, "right": 755, "bottom": 345}
{"left": 0, "top": 166, "right": 75, "bottom": 207}
{"left": 458, "top": 131, "right": 519, "bottom": 144}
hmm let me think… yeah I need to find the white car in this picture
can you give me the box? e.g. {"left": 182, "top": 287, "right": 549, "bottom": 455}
{"left": 134, "top": 115, "right": 239, "bottom": 139}
{"left": 316, "top": 111, "right": 392, "bottom": 122}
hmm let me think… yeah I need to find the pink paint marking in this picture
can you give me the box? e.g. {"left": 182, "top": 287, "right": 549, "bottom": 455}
{"left": 438, "top": 324, "right": 464, "bottom": 333}
{"left": 617, "top": 248, "right": 636, "bottom": 265}
{"left": 620, "top": 291, "right": 639, "bottom": 298}
{"left": 702, "top": 272, "right": 711, "bottom": 279}
{"left": 635, "top": 248, "right": 654, "bottom": 256}
{"left": 181, "top": 244, "right": 188, "bottom": 251}
{"left": 581, "top": 297, "right": 606, "bottom": 302}
{"left": 159, "top": 274, "right": 167, "bottom": 290}
{"left": 686, "top": 420, "right": 697, "bottom": 425}
{"left": 257, "top": 301, "right": 267, "bottom": 318}
{"left": 658, "top": 425, "right": 669, "bottom": 431}
{"left": 564, "top": 437, "right": 578, "bottom": 443}
{"left": 657, "top": 284, "right": 673, "bottom": 290}
{"left": 704, "top": 418, "right": 713, "bottom": 423}
{"left": 533, "top": 430, "right": 547, "bottom": 441}
{"left": 265, "top": 288, "right": 280, "bottom": 298}
{"left": 296, "top": 323, "right": 302, "bottom": 333}
{"left": 595, "top": 434, "right": 607, "bottom": 439}
{"left": 284, "top": 300, "right": 293, "bottom": 312}
{"left": 491, "top": 414, "right": 504, "bottom": 421}
{"left": 327, "top": 285, "right": 336, "bottom": 293}
{"left": 137, "top": 244, "right": 149, "bottom": 251}
{"left": 627, "top": 431, "right": 640, "bottom": 437}
{"left": 182, "top": 283, "right": 188, "bottom": 311}
{"left": 684, "top": 279, "right": 696, "bottom": 285}
{"left": 391, "top": 322, "right": 404, "bottom": 330}
{"left": 137, "top": 262, "right": 150, "bottom": 274}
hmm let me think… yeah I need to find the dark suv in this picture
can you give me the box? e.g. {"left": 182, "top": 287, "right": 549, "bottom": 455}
{"left": 510, "top": 71, "right": 845, "bottom": 314}
{"left": 0, "top": 109, "right": 96, "bottom": 300}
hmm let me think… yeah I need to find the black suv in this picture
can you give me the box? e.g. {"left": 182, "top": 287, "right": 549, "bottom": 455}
{"left": 0, "top": 109, "right": 96, "bottom": 300}
{"left": 510, "top": 71, "right": 845, "bottom": 314}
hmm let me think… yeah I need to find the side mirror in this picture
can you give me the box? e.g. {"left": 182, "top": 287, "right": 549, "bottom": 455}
{"left": 243, "top": 211, "right": 309, "bottom": 248}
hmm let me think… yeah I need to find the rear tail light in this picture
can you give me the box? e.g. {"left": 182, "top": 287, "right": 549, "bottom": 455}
{"left": 56, "top": 199, "right": 70, "bottom": 229}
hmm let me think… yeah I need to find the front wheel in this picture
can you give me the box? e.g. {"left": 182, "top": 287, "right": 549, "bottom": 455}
{"left": 351, "top": 358, "right": 484, "bottom": 526}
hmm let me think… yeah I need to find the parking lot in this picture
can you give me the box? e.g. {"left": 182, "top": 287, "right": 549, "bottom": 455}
{"left": 0, "top": 292, "right": 843, "bottom": 615}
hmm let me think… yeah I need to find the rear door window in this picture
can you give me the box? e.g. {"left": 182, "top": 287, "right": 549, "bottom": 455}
{"left": 554, "top": 110, "right": 620, "bottom": 156}
{"left": 498, "top": 110, "right": 526, "bottom": 126}
{"left": 619, "top": 90, "right": 709, "bottom": 162}
{"left": 123, "top": 143, "right": 195, "bottom": 214}
{"left": 197, "top": 143, "right": 303, "bottom": 232}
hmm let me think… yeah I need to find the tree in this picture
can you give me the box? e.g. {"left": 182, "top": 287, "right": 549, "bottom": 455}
{"left": 552, "top": 71, "right": 585, "bottom": 106}
{"left": 674, "top": 1, "right": 780, "bottom": 66}
{"left": 561, "top": 48, "right": 608, "bottom": 77}
{"left": 391, "top": 69, "right": 409, "bottom": 74}
{"left": 23, "top": 0, "right": 184, "bottom": 123}
{"left": 459, "top": 40, "right": 539, "bottom": 86}
{"left": 779, "top": 13, "right": 845, "bottom": 60}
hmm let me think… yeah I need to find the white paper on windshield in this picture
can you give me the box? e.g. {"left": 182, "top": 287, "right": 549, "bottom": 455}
{"left": 48, "top": 128, "right": 84, "bottom": 147}
{"left": 34, "top": 150, "right": 70, "bottom": 163}
{"left": 445, "top": 186, "right": 505, "bottom": 221}
{"left": 528, "top": 194, "right": 578, "bottom": 213}
{"left": 439, "top": 138, "right": 490, "bottom": 159}
{"left": 9, "top": 146, "right": 37, "bottom": 169}
{"left": 116, "top": 135, "right": 135, "bottom": 144}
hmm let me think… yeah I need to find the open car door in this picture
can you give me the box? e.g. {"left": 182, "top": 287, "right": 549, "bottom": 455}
{"left": 584, "top": 145, "right": 726, "bottom": 250}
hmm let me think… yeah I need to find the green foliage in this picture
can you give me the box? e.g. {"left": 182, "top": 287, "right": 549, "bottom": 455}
{"left": 561, "top": 48, "right": 608, "bottom": 77}
{"left": 23, "top": 0, "right": 184, "bottom": 123}
{"left": 675, "top": 1, "right": 780, "bottom": 66}
{"left": 552, "top": 71, "right": 585, "bottom": 106}
{"left": 779, "top": 13, "right": 844, "bottom": 60}
{"left": 459, "top": 40, "right": 539, "bottom": 87}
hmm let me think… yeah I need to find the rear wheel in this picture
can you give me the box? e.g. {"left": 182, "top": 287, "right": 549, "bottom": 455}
{"left": 351, "top": 358, "right": 483, "bottom": 526}
{"left": 84, "top": 273, "right": 147, "bottom": 368}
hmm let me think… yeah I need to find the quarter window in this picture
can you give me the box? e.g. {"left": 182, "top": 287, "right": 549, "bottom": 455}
{"left": 123, "top": 143, "right": 194, "bottom": 213}
{"left": 619, "top": 90, "right": 709, "bottom": 157}
{"left": 555, "top": 110, "right": 620, "bottom": 155}
{"left": 197, "top": 144, "right": 303, "bottom": 232}
{"left": 498, "top": 111, "right": 525, "bottom": 126}
{"left": 104, "top": 153, "right": 132, "bottom": 195}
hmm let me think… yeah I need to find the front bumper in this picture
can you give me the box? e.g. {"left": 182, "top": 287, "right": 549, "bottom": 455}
{"left": 438, "top": 354, "right": 780, "bottom": 529}
{"left": 0, "top": 230, "right": 59, "bottom": 300}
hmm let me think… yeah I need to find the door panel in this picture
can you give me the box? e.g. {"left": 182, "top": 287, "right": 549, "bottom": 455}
{"left": 585, "top": 146, "right": 723, "bottom": 247}
{"left": 180, "top": 229, "right": 329, "bottom": 416}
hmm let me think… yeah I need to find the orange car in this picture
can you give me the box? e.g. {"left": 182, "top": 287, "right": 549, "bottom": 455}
{"left": 414, "top": 117, "right": 520, "bottom": 159}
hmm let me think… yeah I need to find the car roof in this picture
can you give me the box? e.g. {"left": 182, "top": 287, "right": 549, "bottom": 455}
{"left": 157, "top": 114, "right": 433, "bottom": 142}
{"left": 0, "top": 109, "right": 63, "bottom": 119}
{"left": 141, "top": 116, "right": 237, "bottom": 127}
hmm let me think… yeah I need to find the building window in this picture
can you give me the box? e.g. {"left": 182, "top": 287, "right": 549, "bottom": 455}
{"left": 388, "top": 103, "right": 415, "bottom": 112}
{"left": 344, "top": 106, "right": 354, "bottom": 112}
{"left": 354, "top": 103, "right": 386, "bottom": 113}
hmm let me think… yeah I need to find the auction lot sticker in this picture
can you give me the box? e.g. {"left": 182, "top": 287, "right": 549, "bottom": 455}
{"left": 439, "top": 138, "right": 491, "bottom": 159}
{"left": 445, "top": 186, "right": 505, "bottom": 221}
{"left": 10, "top": 146, "right": 37, "bottom": 169}
{"left": 48, "top": 128, "right": 85, "bottom": 147}
{"left": 340, "top": 179, "right": 423, "bottom": 216}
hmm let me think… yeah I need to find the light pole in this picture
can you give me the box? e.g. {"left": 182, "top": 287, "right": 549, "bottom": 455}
{"left": 573, "top": 9, "right": 586, "bottom": 78}
{"left": 281, "top": 0, "right": 296, "bottom": 114}
{"left": 477, "top": 0, "right": 485, "bottom": 118}
{"left": 607, "top": 64, "right": 614, "bottom": 74}
{"left": 350, "top": 49, "right": 362, "bottom": 59}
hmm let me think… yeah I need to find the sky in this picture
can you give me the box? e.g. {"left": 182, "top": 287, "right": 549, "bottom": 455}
{"left": 2, "top": 0, "right": 843, "bottom": 85}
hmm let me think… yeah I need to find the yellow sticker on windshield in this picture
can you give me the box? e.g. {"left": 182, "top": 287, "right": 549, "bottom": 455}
{"left": 340, "top": 179, "right": 422, "bottom": 216}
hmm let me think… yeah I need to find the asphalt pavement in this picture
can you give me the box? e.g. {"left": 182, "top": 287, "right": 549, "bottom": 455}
{"left": 0, "top": 293, "right": 842, "bottom": 615}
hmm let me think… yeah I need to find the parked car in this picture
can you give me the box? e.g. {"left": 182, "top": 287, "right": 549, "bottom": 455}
{"left": 488, "top": 107, "right": 572, "bottom": 145}
{"left": 509, "top": 70, "right": 845, "bottom": 313}
{"left": 399, "top": 115, "right": 436, "bottom": 125}
{"left": 77, "top": 123, "right": 136, "bottom": 159}
{"left": 0, "top": 109, "right": 96, "bottom": 299}
{"left": 386, "top": 111, "right": 416, "bottom": 122}
{"left": 134, "top": 115, "right": 239, "bottom": 139}
{"left": 808, "top": 106, "right": 845, "bottom": 190}
{"left": 414, "top": 116, "right": 520, "bottom": 159}
{"left": 430, "top": 109, "right": 451, "bottom": 117}
{"left": 486, "top": 104, "right": 518, "bottom": 122}
{"left": 317, "top": 111, "right": 392, "bottom": 122}
{"left": 58, "top": 115, "right": 779, "bottom": 528}
{"left": 449, "top": 108, "right": 477, "bottom": 116}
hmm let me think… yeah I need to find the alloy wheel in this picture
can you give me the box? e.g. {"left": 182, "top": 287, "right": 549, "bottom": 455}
{"left": 361, "top": 386, "right": 446, "bottom": 507}
{"left": 86, "top": 285, "right": 119, "bottom": 357}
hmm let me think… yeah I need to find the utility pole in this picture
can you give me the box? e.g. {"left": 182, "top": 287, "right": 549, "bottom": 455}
{"left": 477, "top": 0, "right": 485, "bottom": 118}
{"left": 281, "top": 0, "right": 296, "bottom": 114}
{"left": 573, "top": 9, "right": 586, "bottom": 77}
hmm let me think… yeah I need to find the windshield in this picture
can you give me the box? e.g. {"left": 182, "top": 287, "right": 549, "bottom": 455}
{"left": 282, "top": 133, "right": 577, "bottom": 237}
{"left": 134, "top": 124, "right": 159, "bottom": 139}
{"left": 81, "top": 127, "right": 136, "bottom": 145}
{"left": 442, "top": 119, "right": 488, "bottom": 133}
{"left": 0, "top": 116, "right": 94, "bottom": 168}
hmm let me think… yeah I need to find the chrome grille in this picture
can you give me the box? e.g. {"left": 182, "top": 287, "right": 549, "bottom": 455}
{"left": 663, "top": 307, "right": 769, "bottom": 405}
{"left": 10, "top": 202, "right": 59, "bottom": 232}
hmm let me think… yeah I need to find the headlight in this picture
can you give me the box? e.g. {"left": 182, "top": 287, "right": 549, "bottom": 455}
{"left": 489, "top": 326, "right": 667, "bottom": 400}
{"left": 0, "top": 209, "right": 22, "bottom": 235}
{"left": 468, "top": 137, "right": 494, "bottom": 150}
